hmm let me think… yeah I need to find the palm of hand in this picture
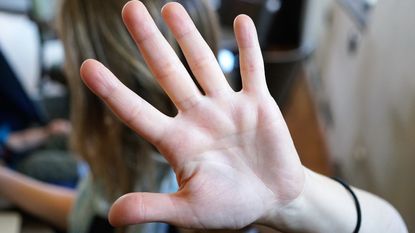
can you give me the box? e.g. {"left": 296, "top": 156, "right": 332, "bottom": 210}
{"left": 80, "top": 0, "right": 305, "bottom": 229}
{"left": 158, "top": 94, "right": 303, "bottom": 229}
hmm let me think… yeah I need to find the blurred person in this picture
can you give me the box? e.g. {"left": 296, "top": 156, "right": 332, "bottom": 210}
{"left": 0, "top": 37, "right": 77, "bottom": 186}
{"left": 0, "top": 1, "right": 408, "bottom": 233}
{"left": 0, "top": 0, "right": 218, "bottom": 232}
{"left": 2, "top": 119, "right": 70, "bottom": 154}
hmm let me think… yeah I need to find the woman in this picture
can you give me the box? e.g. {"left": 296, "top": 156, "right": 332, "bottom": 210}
{"left": 60, "top": 0, "right": 218, "bottom": 232}
{"left": 0, "top": 0, "right": 407, "bottom": 232}
{"left": 0, "top": 0, "right": 219, "bottom": 232}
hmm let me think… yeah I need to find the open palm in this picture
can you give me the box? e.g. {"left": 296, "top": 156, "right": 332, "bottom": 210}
{"left": 80, "top": 1, "right": 305, "bottom": 229}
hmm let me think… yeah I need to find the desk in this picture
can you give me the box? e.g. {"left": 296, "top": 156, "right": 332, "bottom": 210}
{"left": 1, "top": 199, "right": 53, "bottom": 233}
{"left": 0, "top": 211, "right": 21, "bottom": 233}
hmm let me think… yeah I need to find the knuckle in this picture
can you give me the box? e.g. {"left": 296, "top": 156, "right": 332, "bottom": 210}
{"left": 154, "top": 61, "right": 179, "bottom": 81}
{"left": 124, "top": 101, "right": 143, "bottom": 126}
{"left": 242, "top": 61, "right": 264, "bottom": 74}
{"left": 138, "top": 195, "right": 147, "bottom": 222}
{"left": 177, "top": 95, "right": 202, "bottom": 111}
{"left": 129, "top": 193, "right": 147, "bottom": 222}
{"left": 176, "top": 27, "right": 194, "bottom": 41}
{"left": 100, "top": 81, "right": 119, "bottom": 102}
{"left": 134, "top": 26, "right": 158, "bottom": 44}
{"left": 192, "top": 55, "right": 214, "bottom": 72}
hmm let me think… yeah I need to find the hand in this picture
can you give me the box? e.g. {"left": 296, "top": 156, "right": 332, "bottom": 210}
{"left": 5, "top": 120, "right": 70, "bottom": 153}
{"left": 80, "top": 1, "right": 305, "bottom": 230}
{"left": 47, "top": 119, "right": 71, "bottom": 136}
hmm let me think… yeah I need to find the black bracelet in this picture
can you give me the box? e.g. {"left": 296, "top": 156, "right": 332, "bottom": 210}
{"left": 331, "top": 177, "right": 361, "bottom": 233}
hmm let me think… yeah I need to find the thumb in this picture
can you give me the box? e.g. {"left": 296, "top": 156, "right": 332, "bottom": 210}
{"left": 108, "top": 192, "right": 188, "bottom": 227}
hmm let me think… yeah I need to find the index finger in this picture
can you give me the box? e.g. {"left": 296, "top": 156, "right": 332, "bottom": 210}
{"left": 80, "top": 59, "right": 171, "bottom": 145}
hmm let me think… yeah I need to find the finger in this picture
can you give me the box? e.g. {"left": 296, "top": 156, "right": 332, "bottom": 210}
{"left": 109, "top": 192, "right": 189, "bottom": 227}
{"left": 234, "top": 15, "right": 266, "bottom": 94}
{"left": 161, "top": 2, "right": 232, "bottom": 96}
{"left": 122, "top": 1, "right": 202, "bottom": 111}
{"left": 80, "top": 59, "right": 170, "bottom": 145}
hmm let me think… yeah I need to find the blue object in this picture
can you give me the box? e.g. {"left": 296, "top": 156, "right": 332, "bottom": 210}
{"left": 0, "top": 49, "right": 46, "bottom": 131}
{"left": 0, "top": 124, "right": 10, "bottom": 157}
{"left": 0, "top": 124, "right": 9, "bottom": 144}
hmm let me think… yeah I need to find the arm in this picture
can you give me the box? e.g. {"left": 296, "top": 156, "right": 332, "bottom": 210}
{"left": 6, "top": 119, "right": 71, "bottom": 153}
{"left": 79, "top": 1, "right": 407, "bottom": 232}
{"left": 0, "top": 166, "right": 75, "bottom": 229}
{"left": 269, "top": 168, "right": 407, "bottom": 233}
{"left": 6, "top": 127, "right": 50, "bottom": 152}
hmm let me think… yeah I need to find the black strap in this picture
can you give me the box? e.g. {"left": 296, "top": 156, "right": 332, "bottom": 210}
{"left": 332, "top": 177, "right": 361, "bottom": 233}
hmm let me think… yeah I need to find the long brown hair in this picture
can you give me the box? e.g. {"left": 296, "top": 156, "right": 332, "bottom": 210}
{"left": 58, "top": 0, "right": 219, "bottom": 199}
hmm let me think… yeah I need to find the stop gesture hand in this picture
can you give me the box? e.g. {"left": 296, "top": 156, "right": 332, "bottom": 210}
{"left": 81, "top": 1, "right": 304, "bottom": 230}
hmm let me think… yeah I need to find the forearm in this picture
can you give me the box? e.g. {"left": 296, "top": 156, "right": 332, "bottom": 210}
{"left": 263, "top": 168, "right": 407, "bottom": 233}
{"left": 0, "top": 167, "right": 75, "bottom": 229}
{"left": 6, "top": 127, "right": 50, "bottom": 152}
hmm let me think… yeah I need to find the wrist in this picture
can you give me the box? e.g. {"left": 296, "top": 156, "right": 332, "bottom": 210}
{"left": 257, "top": 167, "right": 312, "bottom": 232}
{"left": 259, "top": 168, "right": 357, "bottom": 233}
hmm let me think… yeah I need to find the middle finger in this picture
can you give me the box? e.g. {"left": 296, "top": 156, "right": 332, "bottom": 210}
{"left": 122, "top": 1, "right": 202, "bottom": 111}
{"left": 161, "top": 2, "right": 233, "bottom": 96}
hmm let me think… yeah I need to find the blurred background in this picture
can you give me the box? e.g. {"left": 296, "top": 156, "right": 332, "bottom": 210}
{"left": 0, "top": 0, "right": 414, "bottom": 232}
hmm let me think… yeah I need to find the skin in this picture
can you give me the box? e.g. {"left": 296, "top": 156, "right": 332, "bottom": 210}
{"left": 81, "top": 1, "right": 304, "bottom": 229}
{"left": 0, "top": 166, "right": 74, "bottom": 229}
{"left": 0, "top": 119, "right": 72, "bottom": 229}
{"left": 6, "top": 119, "right": 70, "bottom": 153}
{"left": 80, "top": 1, "right": 408, "bottom": 232}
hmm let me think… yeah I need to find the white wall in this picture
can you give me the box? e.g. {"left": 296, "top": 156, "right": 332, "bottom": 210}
{"left": 0, "top": 12, "right": 40, "bottom": 99}
{"left": 311, "top": 0, "right": 415, "bottom": 230}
